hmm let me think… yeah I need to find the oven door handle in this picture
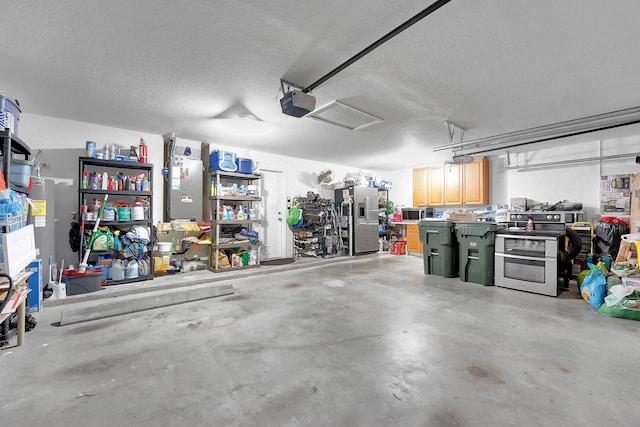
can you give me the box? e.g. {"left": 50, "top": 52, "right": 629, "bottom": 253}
{"left": 496, "top": 234, "right": 558, "bottom": 241}
{"left": 495, "top": 252, "right": 550, "bottom": 262}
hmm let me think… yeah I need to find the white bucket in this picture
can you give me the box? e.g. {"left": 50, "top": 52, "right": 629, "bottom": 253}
{"left": 156, "top": 241, "right": 173, "bottom": 253}
{"left": 51, "top": 282, "right": 67, "bottom": 300}
{"left": 132, "top": 206, "right": 145, "bottom": 220}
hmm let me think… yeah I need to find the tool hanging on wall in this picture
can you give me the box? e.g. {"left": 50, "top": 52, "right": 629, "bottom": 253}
{"left": 78, "top": 194, "right": 109, "bottom": 273}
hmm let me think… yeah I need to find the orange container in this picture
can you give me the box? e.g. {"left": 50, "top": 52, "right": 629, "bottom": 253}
{"left": 390, "top": 240, "right": 407, "bottom": 255}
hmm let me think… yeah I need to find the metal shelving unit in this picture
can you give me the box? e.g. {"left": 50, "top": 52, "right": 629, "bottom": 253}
{"left": 78, "top": 157, "right": 154, "bottom": 285}
{"left": 209, "top": 171, "right": 262, "bottom": 271}
{"left": 0, "top": 128, "right": 31, "bottom": 194}
{"left": 292, "top": 195, "right": 337, "bottom": 258}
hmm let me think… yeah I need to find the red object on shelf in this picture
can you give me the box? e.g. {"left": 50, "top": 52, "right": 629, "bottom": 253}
{"left": 599, "top": 216, "right": 629, "bottom": 225}
{"left": 139, "top": 138, "right": 148, "bottom": 163}
{"left": 0, "top": 171, "right": 6, "bottom": 190}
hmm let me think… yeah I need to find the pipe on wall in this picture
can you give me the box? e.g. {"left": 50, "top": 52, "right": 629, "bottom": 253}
{"left": 501, "top": 151, "right": 639, "bottom": 172}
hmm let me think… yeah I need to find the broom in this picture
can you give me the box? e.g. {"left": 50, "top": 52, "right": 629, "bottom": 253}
{"left": 78, "top": 194, "right": 109, "bottom": 272}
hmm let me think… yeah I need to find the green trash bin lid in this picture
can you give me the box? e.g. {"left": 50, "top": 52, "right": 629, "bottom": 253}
{"left": 454, "top": 221, "right": 499, "bottom": 237}
{"left": 418, "top": 219, "right": 453, "bottom": 228}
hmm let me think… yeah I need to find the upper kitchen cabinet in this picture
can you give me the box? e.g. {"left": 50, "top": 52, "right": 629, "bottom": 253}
{"left": 444, "top": 163, "right": 463, "bottom": 205}
{"left": 412, "top": 159, "right": 489, "bottom": 207}
{"left": 463, "top": 158, "right": 489, "bottom": 205}
{"left": 412, "top": 167, "right": 427, "bottom": 206}
{"left": 426, "top": 165, "right": 444, "bottom": 206}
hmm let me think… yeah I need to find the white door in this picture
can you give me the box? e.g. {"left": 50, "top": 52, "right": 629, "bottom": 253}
{"left": 260, "top": 169, "right": 288, "bottom": 260}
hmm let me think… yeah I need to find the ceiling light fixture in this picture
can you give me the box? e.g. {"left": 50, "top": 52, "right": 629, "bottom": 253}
{"left": 212, "top": 103, "right": 271, "bottom": 137}
{"left": 434, "top": 105, "right": 640, "bottom": 156}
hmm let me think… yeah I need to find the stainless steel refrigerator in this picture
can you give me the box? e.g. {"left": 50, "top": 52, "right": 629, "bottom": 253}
{"left": 335, "top": 186, "right": 379, "bottom": 254}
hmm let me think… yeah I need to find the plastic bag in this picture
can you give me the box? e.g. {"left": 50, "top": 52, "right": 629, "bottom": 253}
{"left": 580, "top": 263, "right": 607, "bottom": 308}
{"left": 598, "top": 288, "right": 640, "bottom": 321}
{"left": 286, "top": 206, "right": 303, "bottom": 227}
{"left": 594, "top": 218, "right": 629, "bottom": 259}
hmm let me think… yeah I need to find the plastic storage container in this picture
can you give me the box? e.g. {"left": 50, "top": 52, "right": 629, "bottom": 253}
{"left": 0, "top": 95, "right": 21, "bottom": 136}
{"left": 418, "top": 220, "right": 458, "bottom": 278}
{"left": 454, "top": 221, "right": 499, "bottom": 285}
{"left": 210, "top": 150, "right": 237, "bottom": 172}
{"left": 235, "top": 157, "right": 253, "bottom": 174}
{"left": 62, "top": 269, "right": 103, "bottom": 295}
{"left": 0, "top": 157, "right": 33, "bottom": 187}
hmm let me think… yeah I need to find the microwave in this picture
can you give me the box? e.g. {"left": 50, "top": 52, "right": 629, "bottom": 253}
{"left": 401, "top": 207, "right": 434, "bottom": 220}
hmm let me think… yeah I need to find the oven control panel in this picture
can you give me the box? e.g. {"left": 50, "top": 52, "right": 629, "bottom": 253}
{"left": 508, "top": 211, "right": 585, "bottom": 224}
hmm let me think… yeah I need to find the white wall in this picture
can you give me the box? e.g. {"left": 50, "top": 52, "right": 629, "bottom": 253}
{"left": 385, "top": 134, "right": 640, "bottom": 223}
{"left": 19, "top": 113, "right": 385, "bottom": 261}
{"left": 495, "top": 136, "right": 639, "bottom": 222}
{"left": 18, "top": 112, "right": 640, "bottom": 261}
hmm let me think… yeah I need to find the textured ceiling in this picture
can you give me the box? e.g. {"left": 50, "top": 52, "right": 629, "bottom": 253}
{"left": 2, "top": 0, "right": 640, "bottom": 170}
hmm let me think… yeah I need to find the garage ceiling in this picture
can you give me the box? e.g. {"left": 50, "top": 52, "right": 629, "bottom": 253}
{"left": 3, "top": 1, "right": 640, "bottom": 170}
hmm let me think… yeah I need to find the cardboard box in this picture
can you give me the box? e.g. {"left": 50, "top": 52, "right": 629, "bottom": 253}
{"left": 615, "top": 241, "right": 638, "bottom": 263}
{"left": 449, "top": 212, "right": 478, "bottom": 222}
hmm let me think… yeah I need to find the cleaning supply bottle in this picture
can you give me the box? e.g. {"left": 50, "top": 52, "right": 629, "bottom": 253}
{"left": 101, "top": 172, "right": 109, "bottom": 190}
{"left": 113, "top": 230, "right": 120, "bottom": 250}
{"left": 81, "top": 171, "right": 88, "bottom": 189}
{"left": 111, "top": 259, "right": 125, "bottom": 281}
{"left": 125, "top": 259, "right": 139, "bottom": 278}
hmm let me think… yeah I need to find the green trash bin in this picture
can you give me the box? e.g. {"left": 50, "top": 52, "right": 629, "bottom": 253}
{"left": 418, "top": 220, "right": 458, "bottom": 278}
{"left": 454, "top": 221, "right": 498, "bottom": 285}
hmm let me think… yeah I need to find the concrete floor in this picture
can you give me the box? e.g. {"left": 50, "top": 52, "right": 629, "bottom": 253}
{"left": 1, "top": 254, "right": 639, "bottom": 426}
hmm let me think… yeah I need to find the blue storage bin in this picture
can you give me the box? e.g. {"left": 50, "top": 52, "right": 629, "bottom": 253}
{"left": 210, "top": 150, "right": 237, "bottom": 172}
{"left": 0, "top": 157, "right": 33, "bottom": 187}
{"left": 236, "top": 157, "right": 253, "bottom": 174}
{"left": 93, "top": 265, "right": 111, "bottom": 281}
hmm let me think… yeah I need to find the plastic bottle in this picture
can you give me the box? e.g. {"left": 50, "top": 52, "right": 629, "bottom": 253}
{"left": 125, "top": 259, "right": 139, "bottom": 278}
{"left": 81, "top": 171, "right": 88, "bottom": 189}
{"left": 113, "top": 230, "right": 120, "bottom": 250}
{"left": 101, "top": 172, "right": 109, "bottom": 190}
{"left": 111, "top": 259, "right": 125, "bottom": 280}
{"left": 526, "top": 217, "right": 534, "bottom": 231}
{"left": 138, "top": 257, "right": 149, "bottom": 276}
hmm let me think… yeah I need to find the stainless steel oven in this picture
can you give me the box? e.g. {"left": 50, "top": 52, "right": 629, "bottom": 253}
{"left": 495, "top": 231, "right": 562, "bottom": 296}
{"left": 494, "top": 210, "right": 576, "bottom": 297}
